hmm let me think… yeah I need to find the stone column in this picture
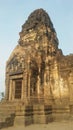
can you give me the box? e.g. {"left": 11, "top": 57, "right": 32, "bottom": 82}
{"left": 23, "top": 72, "right": 27, "bottom": 102}
{"left": 28, "top": 73, "right": 30, "bottom": 99}
{"left": 37, "top": 75, "right": 40, "bottom": 95}
{"left": 5, "top": 75, "right": 10, "bottom": 100}
{"left": 37, "top": 67, "right": 40, "bottom": 95}
{"left": 21, "top": 79, "right": 24, "bottom": 100}
{"left": 9, "top": 79, "right": 12, "bottom": 101}
{"left": 44, "top": 67, "right": 50, "bottom": 95}
{"left": 44, "top": 71, "right": 47, "bottom": 92}
{"left": 12, "top": 80, "right": 15, "bottom": 101}
{"left": 69, "top": 73, "right": 73, "bottom": 105}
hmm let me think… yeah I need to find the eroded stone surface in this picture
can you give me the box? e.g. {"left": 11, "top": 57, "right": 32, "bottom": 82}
{"left": 0, "top": 8, "right": 73, "bottom": 128}
{"left": 5, "top": 9, "right": 73, "bottom": 104}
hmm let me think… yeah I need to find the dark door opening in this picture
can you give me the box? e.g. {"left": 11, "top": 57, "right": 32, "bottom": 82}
{"left": 15, "top": 79, "right": 22, "bottom": 99}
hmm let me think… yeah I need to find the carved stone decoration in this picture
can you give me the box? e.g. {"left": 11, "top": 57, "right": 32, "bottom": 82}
{"left": 1, "top": 9, "right": 73, "bottom": 127}
{"left": 5, "top": 8, "right": 73, "bottom": 104}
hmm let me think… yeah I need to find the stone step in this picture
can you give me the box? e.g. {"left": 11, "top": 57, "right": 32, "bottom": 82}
{"left": 0, "top": 102, "right": 17, "bottom": 107}
{"left": 0, "top": 108, "right": 15, "bottom": 112}
{"left": 0, "top": 117, "right": 6, "bottom": 123}
{"left": 0, "top": 112, "right": 15, "bottom": 129}
{"left": 0, "top": 110, "right": 15, "bottom": 115}
{"left": 0, "top": 112, "right": 13, "bottom": 117}
{"left": 0, "top": 105, "right": 16, "bottom": 111}
{"left": 0, "top": 113, "right": 11, "bottom": 124}
{"left": 0, "top": 118, "right": 14, "bottom": 129}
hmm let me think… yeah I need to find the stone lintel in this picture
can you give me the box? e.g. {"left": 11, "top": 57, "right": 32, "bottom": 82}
{"left": 10, "top": 74, "right": 23, "bottom": 80}
{"left": 9, "top": 70, "right": 23, "bottom": 76}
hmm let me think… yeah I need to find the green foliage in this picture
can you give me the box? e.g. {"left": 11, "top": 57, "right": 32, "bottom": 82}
{"left": 0, "top": 92, "right": 4, "bottom": 101}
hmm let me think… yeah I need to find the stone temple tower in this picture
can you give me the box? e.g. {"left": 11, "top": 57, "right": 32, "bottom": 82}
{"left": 5, "top": 8, "right": 73, "bottom": 103}
{"left": 5, "top": 9, "right": 61, "bottom": 102}
{"left": 0, "top": 9, "right": 73, "bottom": 128}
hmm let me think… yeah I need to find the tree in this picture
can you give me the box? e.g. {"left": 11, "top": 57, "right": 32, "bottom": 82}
{"left": 0, "top": 92, "right": 4, "bottom": 101}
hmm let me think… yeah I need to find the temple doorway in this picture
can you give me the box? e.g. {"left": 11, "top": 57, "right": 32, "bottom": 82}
{"left": 14, "top": 79, "right": 22, "bottom": 99}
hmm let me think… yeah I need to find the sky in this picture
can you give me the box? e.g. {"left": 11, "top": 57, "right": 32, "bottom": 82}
{"left": 0, "top": 0, "right": 73, "bottom": 92}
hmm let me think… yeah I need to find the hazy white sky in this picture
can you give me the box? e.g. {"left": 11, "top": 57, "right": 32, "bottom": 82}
{"left": 0, "top": 0, "right": 73, "bottom": 92}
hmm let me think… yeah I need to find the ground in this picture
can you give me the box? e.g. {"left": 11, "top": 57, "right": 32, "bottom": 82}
{"left": 1, "top": 121, "right": 73, "bottom": 130}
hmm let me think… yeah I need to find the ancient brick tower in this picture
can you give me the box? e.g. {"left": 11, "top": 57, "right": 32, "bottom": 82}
{"left": 0, "top": 9, "right": 73, "bottom": 128}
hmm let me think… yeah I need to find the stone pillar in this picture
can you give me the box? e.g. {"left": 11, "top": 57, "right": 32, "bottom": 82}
{"left": 37, "top": 75, "right": 40, "bottom": 95}
{"left": 9, "top": 79, "right": 12, "bottom": 101}
{"left": 12, "top": 80, "right": 15, "bottom": 101}
{"left": 44, "top": 67, "right": 49, "bottom": 85}
{"left": 28, "top": 73, "right": 30, "bottom": 99}
{"left": 26, "top": 57, "right": 30, "bottom": 98}
{"left": 5, "top": 75, "right": 10, "bottom": 100}
{"left": 23, "top": 72, "right": 27, "bottom": 102}
{"left": 37, "top": 66, "right": 41, "bottom": 96}
{"left": 69, "top": 73, "right": 73, "bottom": 105}
{"left": 21, "top": 79, "right": 24, "bottom": 100}
{"left": 52, "top": 61, "right": 60, "bottom": 99}
{"left": 44, "top": 67, "right": 50, "bottom": 94}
